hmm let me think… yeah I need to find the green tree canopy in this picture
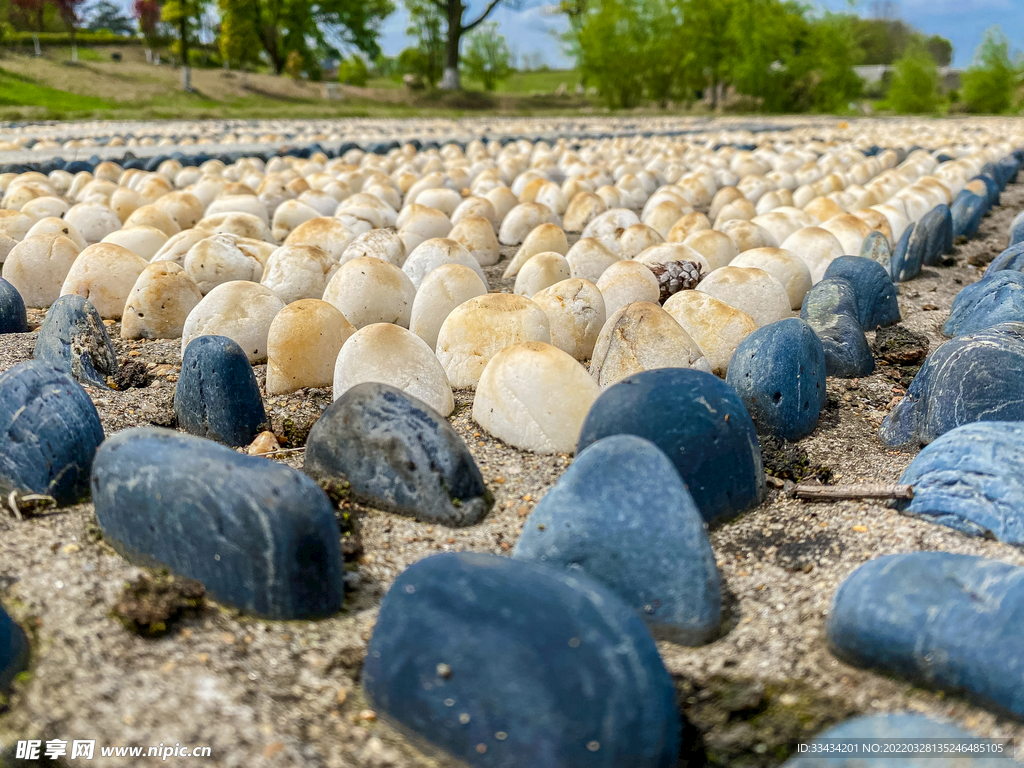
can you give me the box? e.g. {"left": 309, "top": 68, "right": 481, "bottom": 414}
{"left": 962, "top": 26, "right": 1018, "bottom": 114}
{"left": 888, "top": 43, "right": 940, "bottom": 114}
{"left": 462, "top": 21, "right": 511, "bottom": 90}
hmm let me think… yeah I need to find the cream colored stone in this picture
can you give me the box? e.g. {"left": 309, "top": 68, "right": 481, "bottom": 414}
{"left": 333, "top": 323, "right": 454, "bottom": 417}
{"left": 563, "top": 191, "right": 607, "bottom": 233}
{"left": 184, "top": 234, "right": 264, "bottom": 294}
{"left": 261, "top": 244, "right": 336, "bottom": 304}
{"left": 435, "top": 293, "right": 551, "bottom": 389}
{"left": 581, "top": 208, "right": 640, "bottom": 252}
{"left": 448, "top": 215, "right": 500, "bottom": 266}
{"left": 450, "top": 196, "right": 498, "bottom": 230}
{"left": 123, "top": 204, "right": 181, "bottom": 237}
{"left": 25, "top": 216, "right": 87, "bottom": 250}
{"left": 642, "top": 200, "right": 686, "bottom": 239}
{"left": 102, "top": 226, "right": 169, "bottom": 261}
{"left": 340, "top": 228, "right": 406, "bottom": 267}
{"left": 718, "top": 219, "right": 779, "bottom": 253}
{"left": 498, "top": 202, "right": 557, "bottom": 245}
{"left": 181, "top": 280, "right": 285, "bottom": 362}
{"left": 565, "top": 237, "right": 621, "bottom": 283}
{"left": 205, "top": 194, "right": 269, "bottom": 223}
{"left": 683, "top": 229, "right": 740, "bottom": 271}
{"left": 596, "top": 259, "right": 661, "bottom": 317}
{"left": 64, "top": 202, "right": 121, "bottom": 244}
{"left": 730, "top": 248, "right": 812, "bottom": 310}
{"left": 266, "top": 299, "right": 354, "bottom": 395}
{"left": 820, "top": 213, "right": 872, "bottom": 256}
{"left": 473, "top": 341, "right": 599, "bottom": 454}
{"left": 780, "top": 226, "right": 846, "bottom": 283}
{"left": 247, "top": 431, "right": 281, "bottom": 456}
{"left": 514, "top": 252, "right": 570, "bottom": 298}
{"left": 503, "top": 223, "right": 569, "bottom": 278}
{"left": 412, "top": 187, "right": 463, "bottom": 216}
{"left": 663, "top": 290, "right": 759, "bottom": 376}
{"left": 153, "top": 190, "right": 204, "bottom": 230}
{"left": 634, "top": 243, "right": 710, "bottom": 274}
{"left": 590, "top": 302, "right": 709, "bottom": 388}
{"left": 121, "top": 262, "right": 202, "bottom": 340}
{"left": 403, "top": 237, "right": 488, "bottom": 289}
{"left": 284, "top": 216, "right": 355, "bottom": 262}
{"left": 1, "top": 234, "right": 80, "bottom": 307}
{"left": 60, "top": 242, "right": 148, "bottom": 319}
{"left": 21, "top": 196, "right": 68, "bottom": 222}
{"left": 271, "top": 199, "right": 321, "bottom": 241}
{"left": 485, "top": 186, "right": 520, "bottom": 224}
{"left": 617, "top": 223, "right": 664, "bottom": 260}
{"left": 666, "top": 211, "right": 712, "bottom": 242}
{"left": 532, "top": 278, "right": 606, "bottom": 361}
{"left": 196, "top": 212, "right": 273, "bottom": 242}
{"left": 696, "top": 266, "right": 791, "bottom": 327}
{"left": 321, "top": 256, "right": 416, "bottom": 329}
{"left": 409, "top": 264, "right": 487, "bottom": 350}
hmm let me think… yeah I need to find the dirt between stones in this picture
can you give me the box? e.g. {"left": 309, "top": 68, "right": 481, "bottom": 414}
{"left": 1, "top": 184, "right": 1023, "bottom": 768}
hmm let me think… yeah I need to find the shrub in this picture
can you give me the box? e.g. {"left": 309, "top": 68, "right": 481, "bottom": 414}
{"left": 338, "top": 55, "right": 369, "bottom": 87}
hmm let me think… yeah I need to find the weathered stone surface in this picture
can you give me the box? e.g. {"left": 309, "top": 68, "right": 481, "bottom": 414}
{"left": 578, "top": 368, "right": 766, "bottom": 523}
{"left": 503, "top": 222, "right": 570, "bottom": 277}
{"left": 1, "top": 234, "right": 80, "bottom": 308}
{"left": 334, "top": 323, "right": 454, "bottom": 416}
{"left": 121, "top": 262, "right": 203, "bottom": 340}
{"left": 566, "top": 237, "right": 621, "bottom": 284}
{"left": 726, "top": 318, "right": 827, "bottom": 441}
{"left": 0, "top": 277, "right": 27, "bottom": 333}
{"left": 827, "top": 552, "right": 1024, "bottom": 720}
{"left": 447, "top": 215, "right": 499, "bottom": 267}
{"left": 921, "top": 204, "right": 953, "bottom": 266}
{"left": 321, "top": 256, "right": 416, "bottom": 329}
{"left": 514, "top": 434, "right": 720, "bottom": 644}
{"left": 266, "top": 299, "right": 353, "bottom": 395}
{"left": 184, "top": 234, "right": 265, "bottom": 294}
{"left": 305, "top": 383, "right": 490, "bottom": 525}
{"left": 175, "top": 335, "right": 267, "bottom": 447}
{"left": 514, "top": 252, "right": 571, "bottom": 298}
{"left": 697, "top": 266, "right": 791, "bottom": 327}
{"left": 880, "top": 323, "right": 1024, "bottom": 446}
{"left": 590, "top": 302, "right": 710, "bottom": 388}
{"left": 403, "top": 237, "right": 488, "bottom": 290}
{"left": 663, "top": 290, "right": 759, "bottom": 376}
{"left": 474, "top": 342, "right": 600, "bottom": 454}
{"left": 951, "top": 190, "right": 986, "bottom": 240}
{"left": 780, "top": 227, "right": 845, "bottom": 283}
{"left": 260, "top": 244, "right": 336, "bottom": 305}
{"left": 896, "top": 422, "right": 1024, "bottom": 545}
{"left": 34, "top": 294, "right": 118, "bottom": 387}
{"left": 729, "top": 248, "right": 812, "bottom": 310}
{"left": 858, "top": 230, "right": 892, "bottom": 274}
{"left": 596, "top": 259, "right": 660, "bottom": 317}
{"left": 983, "top": 243, "right": 1024, "bottom": 279}
{"left": 364, "top": 551, "right": 681, "bottom": 768}
{"left": 800, "top": 278, "right": 874, "bottom": 378}
{"left": 92, "top": 427, "right": 344, "bottom": 620}
{"left": 435, "top": 293, "right": 551, "bottom": 389}
{"left": 181, "top": 281, "right": 285, "bottom": 363}
{"left": 0, "top": 360, "right": 104, "bottom": 505}
{"left": 944, "top": 272, "right": 1024, "bottom": 338}
{"left": 822, "top": 255, "right": 900, "bottom": 331}
{"left": 102, "top": 225, "right": 169, "bottom": 261}
{"left": 532, "top": 278, "right": 606, "bottom": 361}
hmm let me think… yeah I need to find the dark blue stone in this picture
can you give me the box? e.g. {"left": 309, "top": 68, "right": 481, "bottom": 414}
{"left": 982, "top": 242, "right": 1024, "bottom": 278}
{"left": 33, "top": 294, "right": 118, "bottom": 388}
{"left": 896, "top": 219, "right": 929, "bottom": 281}
{"left": 0, "top": 604, "right": 28, "bottom": 692}
{"left": 823, "top": 256, "right": 900, "bottom": 330}
{"left": 303, "top": 383, "right": 491, "bottom": 526}
{"left": 62, "top": 160, "right": 94, "bottom": 174}
{"left": 997, "top": 155, "right": 1020, "bottom": 186}
{"left": 364, "top": 552, "right": 681, "bottom": 768}
{"left": 1010, "top": 211, "right": 1024, "bottom": 247}
{"left": 0, "top": 277, "right": 27, "bottom": 333}
{"left": 897, "top": 422, "right": 1024, "bottom": 545}
{"left": 827, "top": 552, "right": 1024, "bottom": 719}
{"left": 880, "top": 323, "right": 1024, "bottom": 446}
{"left": 921, "top": 204, "right": 953, "bottom": 266}
{"left": 91, "top": 427, "right": 344, "bottom": 620}
{"left": 944, "top": 272, "right": 1024, "bottom": 337}
{"left": 951, "top": 190, "right": 986, "bottom": 239}
{"left": 726, "top": 318, "right": 826, "bottom": 441}
{"left": 577, "top": 368, "right": 765, "bottom": 523}
{"left": 800, "top": 278, "right": 874, "bottom": 378}
{"left": 174, "top": 335, "right": 267, "bottom": 447}
{"left": 783, "top": 714, "right": 991, "bottom": 767}
{"left": 0, "top": 361, "right": 104, "bottom": 505}
{"left": 857, "top": 231, "right": 891, "bottom": 275}
{"left": 888, "top": 224, "right": 913, "bottom": 282}
{"left": 514, "top": 435, "right": 720, "bottom": 644}
{"left": 971, "top": 174, "right": 999, "bottom": 208}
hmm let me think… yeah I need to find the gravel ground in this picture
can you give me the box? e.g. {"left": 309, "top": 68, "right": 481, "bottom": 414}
{"left": 0, "top": 182, "right": 1022, "bottom": 768}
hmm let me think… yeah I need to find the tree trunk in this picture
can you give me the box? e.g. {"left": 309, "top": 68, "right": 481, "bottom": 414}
{"left": 70, "top": 28, "right": 77, "bottom": 62}
{"left": 179, "top": 14, "right": 192, "bottom": 91}
{"left": 440, "top": 1, "right": 462, "bottom": 90}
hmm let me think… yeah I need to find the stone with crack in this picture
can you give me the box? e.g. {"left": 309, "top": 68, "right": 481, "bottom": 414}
{"left": 33, "top": 294, "right": 118, "bottom": 388}
{"left": 304, "top": 382, "right": 491, "bottom": 526}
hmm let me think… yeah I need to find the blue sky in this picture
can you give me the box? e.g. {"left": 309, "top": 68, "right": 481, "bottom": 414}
{"left": 378, "top": 0, "right": 1023, "bottom": 69}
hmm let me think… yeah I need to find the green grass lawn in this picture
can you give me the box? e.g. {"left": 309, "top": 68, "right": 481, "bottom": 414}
{"left": 367, "top": 69, "right": 580, "bottom": 95}
{"left": 0, "top": 68, "right": 114, "bottom": 115}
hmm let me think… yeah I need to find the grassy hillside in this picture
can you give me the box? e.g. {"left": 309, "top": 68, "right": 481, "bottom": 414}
{"left": 0, "top": 50, "right": 590, "bottom": 121}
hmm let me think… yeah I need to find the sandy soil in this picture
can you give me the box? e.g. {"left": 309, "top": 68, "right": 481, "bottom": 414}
{"left": 0, "top": 183, "right": 1023, "bottom": 768}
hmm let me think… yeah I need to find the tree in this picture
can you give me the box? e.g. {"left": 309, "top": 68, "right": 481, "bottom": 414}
{"left": 962, "top": 26, "right": 1017, "bottom": 114}
{"left": 218, "top": 0, "right": 260, "bottom": 68}
{"left": 11, "top": 0, "right": 47, "bottom": 32}
{"left": 404, "top": 0, "right": 445, "bottom": 86}
{"left": 133, "top": 0, "right": 161, "bottom": 47}
{"left": 888, "top": 43, "right": 939, "bottom": 113}
{"left": 338, "top": 53, "right": 368, "bottom": 85}
{"left": 925, "top": 34, "right": 952, "bottom": 67}
{"left": 83, "top": 0, "right": 134, "bottom": 33}
{"left": 413, "top": 0, "right": 522, "bottom": 90}
{"left": 51, "top": 0, "right": 86, "bottom": 60}
{"left": 162, "top": 0, "right": 208, "bottom": 89}
{"left": 462, "top": 21, "right": 511, "bottom": 90}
